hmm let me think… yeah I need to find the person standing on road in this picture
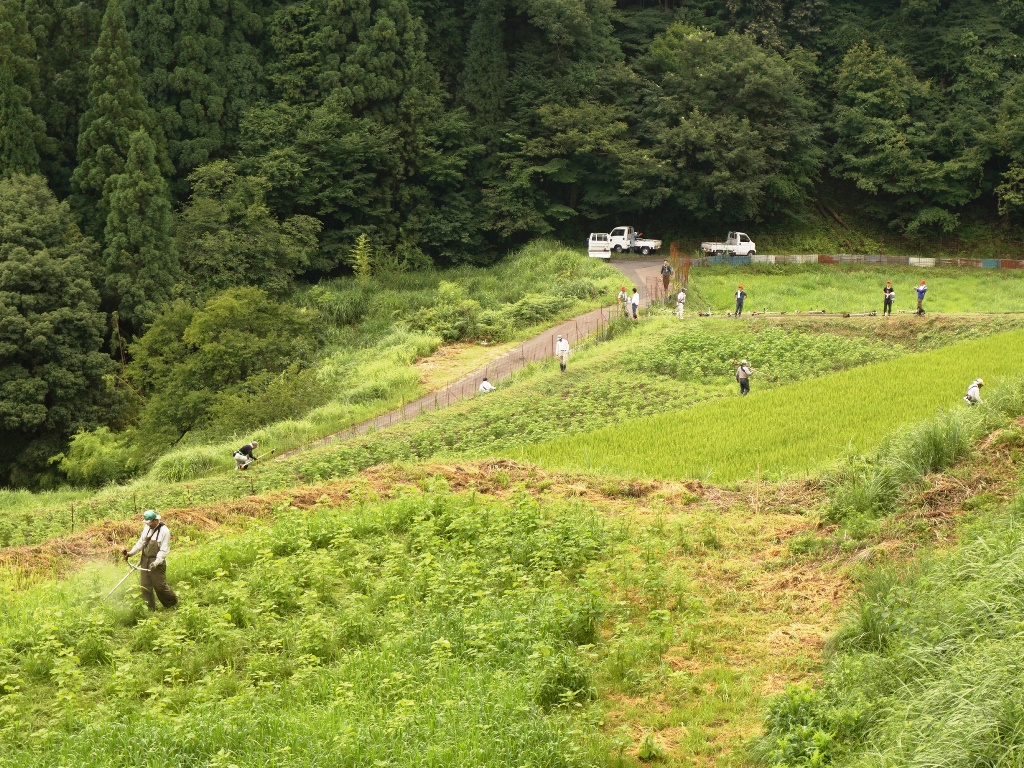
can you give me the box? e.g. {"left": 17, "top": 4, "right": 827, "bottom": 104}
{"left": 122, "top": 510, "right": 178, "bottom": 610}
{"left": 734, "top": 285, "right": 747, "bottom": 317}
{"left": 735, "top": 359, "right": 754, "bottom": 396}
{"left": 629, "top": 230, "right": 637, "bottom": 253}
{"left": 479, "top": 377, "right": 496, "bottom": 393}
{"left": 676, "top": 287, "right": 687, "bottom": 318}
{"left": 883, "top": 281, "right": 894, "bottom": 315}
{"left": 630, "top": 288, "right": 640, "bottom": 320}
{"left": 661, "top": 260, "right": 673, "bottom": 294}
{"left": 965, "top": 378, "right": 984, "bottom": 405}
{"left": 555, "top": 335, "right": 570, "bottom": 372}
{"left": 618, "top": 285, "right": 629, "bottom": 317}
{"left": 916, "top": 280, "right": 927, "bottom": 315}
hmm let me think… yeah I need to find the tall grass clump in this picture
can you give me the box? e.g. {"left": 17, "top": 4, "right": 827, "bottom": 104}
{"left": 827, "top": 375, "right": 1024, "bottom": 521}
{"left": 0, "top": 490, "right": 611, "bottom": 767}
{"left": 755, "top": 490, "right": 1024, "bottom": 768}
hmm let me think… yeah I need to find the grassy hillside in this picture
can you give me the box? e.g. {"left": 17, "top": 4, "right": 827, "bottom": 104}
{"left": 519, "top": 329, "right": 1024, "bottom": 482}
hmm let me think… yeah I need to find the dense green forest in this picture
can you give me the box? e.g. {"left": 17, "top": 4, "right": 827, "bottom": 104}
{"left": 4, "top": 0, "right": 1024, "bottom": 488}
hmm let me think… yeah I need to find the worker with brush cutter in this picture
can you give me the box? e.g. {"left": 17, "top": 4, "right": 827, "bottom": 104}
{"left": 122, "top": 510, "right": 178, "bottom": 610}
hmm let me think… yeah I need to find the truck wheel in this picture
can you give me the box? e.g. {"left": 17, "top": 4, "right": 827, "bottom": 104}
{"left": 612, "top": 245, "right": 623, "bottom": 253}
{"left": 640, "top": 246, "right": 651, "bottom": 256}
{"left": 748, "top": 250, "right": 756, "bottom": 257}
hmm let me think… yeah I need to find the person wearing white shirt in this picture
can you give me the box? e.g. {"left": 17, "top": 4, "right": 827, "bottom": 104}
{"left": 735, "top": 359, "right": 754, "bottom": 396}
{"left": 479, "top": 378, "right": 496, "bottom": 393}
{"left": 555, "top": 335, "right": 570, "bottom": 372}
{"left": 630, "top": 288, "right": 640, "bottom": 320}
{"left": 123, "top": 510, "right": 178, "bottom": 609}
{"left": 965, "top": 378, "right": 984, "bottom": 405}
{"left": 676, "top": 288, "right": 686, "bottom": 318}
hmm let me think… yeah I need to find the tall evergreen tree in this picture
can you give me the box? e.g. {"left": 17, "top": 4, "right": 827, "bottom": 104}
{"left": 0, "top": 0, "right": 46, "bottom": 176}
{"left": 102, "top": 127, "right": 177, "bottom": 334}
{"left": 124, "top": 0, "right": 266, "bottom": 191}
{"left": 71, "top": 0, "right": 167, "bottom": 240}
{"left": 0, "top": 174, "right": 113, "bottom": 488}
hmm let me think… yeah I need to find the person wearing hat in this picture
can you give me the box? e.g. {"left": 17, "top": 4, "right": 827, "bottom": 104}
{"left": 676, "top": 287, "right": 687, "bottom": 318}
{"left": 916, "top": 280, "right": 927, "bottom": 315}
{"left": 735, "top": 359, "right": 754, "bottom": 395}
{"left": 965, "top": 378, "right": 984, "bottom": 406}
{"left": 661, "top": 260, "right": 673, "bottom": 293}
{"left": 234, "top": 440, "right": 258, "bottom": 470}
{"left": 617, "top": 285, "right": 629, "bottom": 317}
{"left": 554, "top": 334, "right": 570, "bottom": 373}
{"left": 122, "top": 510, "right": 178, "bottom": 610}
{"left": 883, "top": 281, "right": 894, "bottom": 316}
{"left": 734, "top": 285, "right": 747, "bottom": 317}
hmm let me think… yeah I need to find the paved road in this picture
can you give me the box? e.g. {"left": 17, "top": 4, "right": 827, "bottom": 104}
{"left": 275, "top": 261, "right": 656, "bottom": 460}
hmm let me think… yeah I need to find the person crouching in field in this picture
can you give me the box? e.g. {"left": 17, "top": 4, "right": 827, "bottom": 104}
{"left": 883, "top": 281, "right": 894, "bottom": 315}
{"left": 479, "top": 377, "right": 495, "bottom": 393}
{"left": 234, "top": 440, "right": 258, "bottom": 469}
{"left": 735, "top": 359, "right": 754, "bottom": 395}
{"left": 965, "top": 378, "right": 984, "bottom": 405}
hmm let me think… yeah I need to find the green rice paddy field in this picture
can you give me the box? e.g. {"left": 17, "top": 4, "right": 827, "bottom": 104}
{"left": 519, "top": 328, "right": 1024, "bottom": 482}
{"left": 688, "top": 263, "right": 1024, "bottom": 315}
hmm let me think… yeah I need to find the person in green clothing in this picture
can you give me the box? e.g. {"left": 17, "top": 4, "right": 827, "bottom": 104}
{"left": 123, "top": 510, "right": 178, "bottom": 610}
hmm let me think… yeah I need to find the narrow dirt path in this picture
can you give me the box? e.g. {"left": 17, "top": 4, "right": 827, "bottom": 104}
{"left": 276, "top": 260, "right": 663, "bottom": 461}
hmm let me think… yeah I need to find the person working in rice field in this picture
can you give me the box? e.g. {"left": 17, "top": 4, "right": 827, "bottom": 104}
{"left": 735, "top": 359, "right": 754, "bottom": 396}
{"left": 122, "top": 510, "right": 178, "bottom": 610}
{"left": 734, "top": 285, "right": 747, "bottom": 317}
{"left": 479, "top": 377, "right": 496, "bottom": 393}
{"left": 555, "top": 335, "right": 570, "bottom": 372}
{"left": 964, "top": 378, "right": 984, "bottom": 405}
{"left": 883, "top": 281, "right": 894, "bottom": 316}
{"left": 234, "top": 440, "right": 258, "bottom": 470}
{"left": 916, "top": 280, "right": 927, "bottom": 315}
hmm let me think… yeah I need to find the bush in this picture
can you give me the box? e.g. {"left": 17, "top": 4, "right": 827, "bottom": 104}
{"left": 56, "top": 427, "right": 139, "bottom": 487}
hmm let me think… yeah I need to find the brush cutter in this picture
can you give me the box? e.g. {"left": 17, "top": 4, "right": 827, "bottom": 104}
{"left": 104, "top": 561, "right": 150, "bottom": 600}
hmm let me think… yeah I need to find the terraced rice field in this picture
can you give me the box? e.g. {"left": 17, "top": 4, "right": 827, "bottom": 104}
{"left": 519, "top": 328, "right": 1024, "bottom": 482}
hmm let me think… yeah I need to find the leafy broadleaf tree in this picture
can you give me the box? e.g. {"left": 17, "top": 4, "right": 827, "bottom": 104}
{"left": 102, "top": 127, "right": 178, "bottom": 334}
{"left": 639, "top": 26, "right": 823, "bottom": 225}
{"left": 176, "top": 160, "right": 321, "bottom": 297}
{"left": 71, "top": 0, "right": 168, "bottom": 239}
{"left": 0, "top": 0, "right": 47, "bottom": 176}
{"left": 126, "top": 286, "right": 315, "bottom": 445}
{"left": 0, "top": 174, "right": 113, "bottom": 487}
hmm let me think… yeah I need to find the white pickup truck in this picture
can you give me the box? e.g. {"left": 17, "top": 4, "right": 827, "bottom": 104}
{"left": 588, "top": 226, "right": 662, "bottom": 258}
{"left": 701, "top": 232, "right": 756, "bottom": 256}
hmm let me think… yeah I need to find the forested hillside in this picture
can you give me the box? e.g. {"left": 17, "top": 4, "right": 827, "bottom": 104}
{"left": 3, "top": 0, "right": 1024, "bottom": 488}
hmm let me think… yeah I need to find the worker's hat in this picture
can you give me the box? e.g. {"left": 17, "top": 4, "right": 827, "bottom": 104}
{"left": 557, "top": 334, "right": 562, "bottom": 340}
{"left": 143, "top": 510, "right": 160, "bottom": 520}
{"left": 741, "top": 359, "right": 749, "bottom": 365}
{"left": 920, "top": 279, "right": 926, "bottom": 284}
{"left": 738, "top": 284, "right": 744, "bottom": 289}
{"left": 976, "top": 378, "right": 985, "bottom": 386}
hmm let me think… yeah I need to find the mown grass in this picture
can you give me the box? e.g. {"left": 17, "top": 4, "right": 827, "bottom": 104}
{"left": 687, "top": 263, "right": 1024, "bottom": 315}
{"left": 520, "top": 328, "right": 1024, "bottom": 483}
{"left": 754, "top": 479, "right": 1024, "bottom": 768}
{"left": 0, "top": 490, "right": 613, "bottom": 767}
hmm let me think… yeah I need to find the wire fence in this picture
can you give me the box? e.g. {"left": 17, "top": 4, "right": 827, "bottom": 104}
{"left": 281, "top": 303, "right": 650, "bottom": 457}
{"left": 667, "top": 245, "right": 1024, "bottom": 270}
